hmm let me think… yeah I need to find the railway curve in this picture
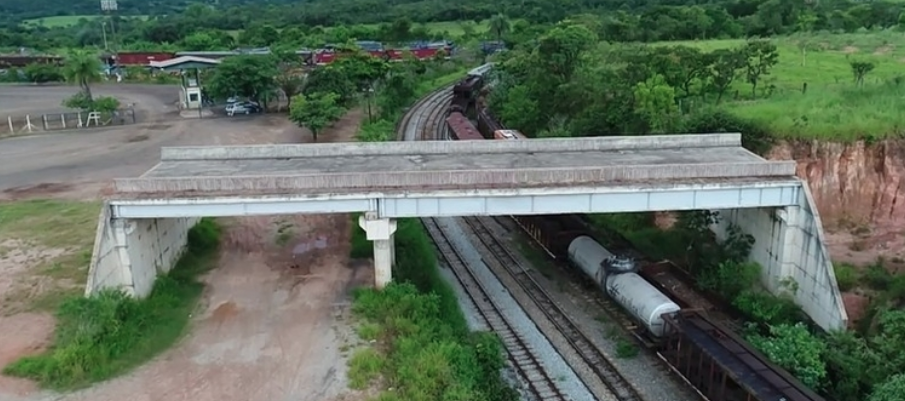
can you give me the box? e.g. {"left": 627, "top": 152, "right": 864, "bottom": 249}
{"left": 397, "top": 81, "right": 646, "bottom": 401}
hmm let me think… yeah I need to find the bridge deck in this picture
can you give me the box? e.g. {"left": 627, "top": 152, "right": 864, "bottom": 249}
{"left": 113, "top": 134, "right": 796, "bottom": 197}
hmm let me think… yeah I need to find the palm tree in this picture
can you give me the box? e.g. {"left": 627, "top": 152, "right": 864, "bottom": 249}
{"left": 489, "top": 13, "right": 510, "bottom": 43}
{"left": 63, "top": 50, "right": 103, "bottom": 102}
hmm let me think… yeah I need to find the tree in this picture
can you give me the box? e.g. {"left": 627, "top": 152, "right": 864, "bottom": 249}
{"left": 743, "top": 40, "right": 779, "bottom": 98}
{"left": 63, "top": 49, "right": 102, "bottom": 102}
{"left": 288, "top": 92, "right": 344, "bottom": 142}
{"left": 304, "top": 65, "right": 359, "bottom": 106}
{"left": 206, "top": 55, "right": 279, "bottom": 102}
{"left": 633, "top": 74, "right": 679, "bottom": 134}
{"left": 850, "top": 61, "right": 875, "bottom": 87}
{"left": 489, "top": 14, "right": 510, "bottom": 42}
{"left": 272, "top": 48, "right": 307, "bottom": 108}
{"left": 706, "top": 48, "right": 746, "bottom": 103}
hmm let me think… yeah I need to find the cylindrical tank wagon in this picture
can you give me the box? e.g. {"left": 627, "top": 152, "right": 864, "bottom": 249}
{"left": 566, "top": 235, "right": 681, "bottom": 338}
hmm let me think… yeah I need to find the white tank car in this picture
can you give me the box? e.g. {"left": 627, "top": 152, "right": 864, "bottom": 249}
{"left": 567, "top": 235, "right": 681, "bottom": 338}
{"left": 567, "top": 236, "right": 612, "bottom": 286}
{"left": 605, "top": 273, "right": 680, "bottom": 337}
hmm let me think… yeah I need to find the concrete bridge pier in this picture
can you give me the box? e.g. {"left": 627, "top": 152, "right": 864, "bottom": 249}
{"left": 358, "top": 213, "right": 397, "bottom": 289}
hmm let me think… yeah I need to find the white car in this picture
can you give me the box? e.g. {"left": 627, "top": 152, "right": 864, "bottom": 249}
{"left": 225, "top": 101, "right": 262, "bottom": 116}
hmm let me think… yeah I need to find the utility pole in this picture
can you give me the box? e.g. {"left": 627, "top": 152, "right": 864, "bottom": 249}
{"left": 100, "top": 0, "right": 118, "bottom": 64}
{"left": 101, "top": 21, "right": 109, "bottom": 50}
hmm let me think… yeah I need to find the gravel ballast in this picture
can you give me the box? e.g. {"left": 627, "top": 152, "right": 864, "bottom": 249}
{"left": 433, "top": 217, "right": 597, "bottom": 401}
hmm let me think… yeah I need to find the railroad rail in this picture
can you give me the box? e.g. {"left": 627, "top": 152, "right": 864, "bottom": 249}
{"left": 422, "top": 218, "right": 569, "bottom": 401}
{"left": 400, "top": 85, "right": 570, "bottom": 400}
{"left": 462, "top": 216, "right": 646, "bottom": 401}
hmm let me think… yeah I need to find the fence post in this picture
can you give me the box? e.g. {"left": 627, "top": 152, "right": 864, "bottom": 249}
{"left": 24, "top": 115, "right": 33, "bottom": 132}
{"left": 42, "top": 114, "right": 48, "bottom": 130}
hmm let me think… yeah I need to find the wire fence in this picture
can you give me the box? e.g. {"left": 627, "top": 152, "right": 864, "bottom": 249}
{"left": 0, "top": 106, "right": 137, "bottom": 138}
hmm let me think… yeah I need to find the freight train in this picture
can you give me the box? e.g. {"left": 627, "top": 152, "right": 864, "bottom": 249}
{"left": 443, "top": 68, "right": 825, "bottom": 401}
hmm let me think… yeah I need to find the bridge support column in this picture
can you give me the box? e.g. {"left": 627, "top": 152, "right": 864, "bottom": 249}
{"left": 358, "top": 213, "right": 397, "bottom": 289}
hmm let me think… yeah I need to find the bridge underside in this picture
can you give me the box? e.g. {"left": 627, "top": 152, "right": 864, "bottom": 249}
{"left": 88, "top": 178, "right": 847, "bottom": 332}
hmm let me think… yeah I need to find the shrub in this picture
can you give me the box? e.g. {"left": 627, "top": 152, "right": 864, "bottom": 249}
{"left": 834, "top": 263, "right": 859, "bottom": 292}
{"left": 733, "top": 289, "right": 801, "bottom": 326}
{"left": 3, "top": 218, "right": 221, "bottom": 390}
{"left": 746, "top": 323, "right": 827, "bottom": 390}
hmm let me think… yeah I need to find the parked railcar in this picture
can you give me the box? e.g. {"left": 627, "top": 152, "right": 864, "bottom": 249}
{"left": 476, "top": 108, "right": 502, "bottom": 139}
{"left": 494, "top": 129, "right": 525, "bottom": 139}
{"left": 567, "top": 236, "right": 681, "bottom": 338}
{"left": 445, "top": 111, "right": 483, "bottom": 141}
{"left": 662, "top": 311, "right": 825, "bottom": 401}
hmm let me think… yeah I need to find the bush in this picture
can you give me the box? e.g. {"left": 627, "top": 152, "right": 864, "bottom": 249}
{"left": 746, "top": 323, "right": 827, "bottom": 390}
{"left": 681, "top": 108, "right": 774, "bottom": 155}
{"left": 869, "top": 374, "right": 905, "bottom": 401}
{"left": 2, "top": 218, "right": 221, "bottom": 390}
{"left": 834, "top": 263, "right": 859, "bottom": 292}
{"left": 698, "top": 260, "right": 761, "bottom": 299}
{"left": 733, "top": 289, "right": 801, "bottom": 326}
{"left": 351, "top": 283, "right": 517, "bottom": 401}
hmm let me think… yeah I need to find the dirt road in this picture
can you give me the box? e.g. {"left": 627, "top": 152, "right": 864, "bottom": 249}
{"left": 0, "top": 83, "right": 374, "bottom": 401}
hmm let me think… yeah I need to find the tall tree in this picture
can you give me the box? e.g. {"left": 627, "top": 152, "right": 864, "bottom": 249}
{"left": 288, "top": 92, "right": 344, "bottom": 142}
{"left": 206, "top": 55, "right": 279, "bottom": 102}
{"left": 489, "top": 14, "right": 510, "bottom": 42}
{"left": 63, "top": 49, "right": 102, "bottom": 102}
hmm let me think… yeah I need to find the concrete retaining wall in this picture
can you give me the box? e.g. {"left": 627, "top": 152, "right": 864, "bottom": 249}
{"left": 712, "top": 181, "right": 848, "bottom": 331}
{"left": 159, "top": 133, "right": 746, "bottom": 160}
{"left": 86, "top": 204, "right": 198, "bottom": 297}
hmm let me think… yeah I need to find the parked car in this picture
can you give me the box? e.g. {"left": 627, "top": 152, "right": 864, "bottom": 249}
{"left": 225, "top": 101, "right": 262, "bottom": 116}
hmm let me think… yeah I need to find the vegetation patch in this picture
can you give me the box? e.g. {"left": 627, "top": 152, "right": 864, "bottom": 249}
{"left": 0, "top": 199, "right": 100, "bottom": 312}
{"left": 592, "top": 210, "right": 905, "bottom": 400}
{"left": 349, "top": 188, "right": 514, "bottom": 399}
{"left": 2, "top": 218, "right": 221, "bottom": 390}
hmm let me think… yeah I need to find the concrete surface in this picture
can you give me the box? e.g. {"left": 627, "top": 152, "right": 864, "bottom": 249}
{"left": 713, "top": 182, "right": 848, "bottom": 331}
{"left": 86, "top": 203, "right": 198, "bottom": 297}
{"left": 114, "top": 134, "right": 795, "bottom": 195}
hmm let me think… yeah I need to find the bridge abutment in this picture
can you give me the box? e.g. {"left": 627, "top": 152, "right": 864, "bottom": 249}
{"left": 358, "top": 213, "right": 397, "bottom": 289}
{"left": 713, "top": 182, "right": 847, "bottom": 330}
{"left": 86, "top": 203, "right": 197, "bottom": 298}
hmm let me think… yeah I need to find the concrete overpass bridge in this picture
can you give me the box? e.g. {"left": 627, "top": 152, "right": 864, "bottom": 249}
{"left": 88, "top": 133, "right": 847, "bottom": 331}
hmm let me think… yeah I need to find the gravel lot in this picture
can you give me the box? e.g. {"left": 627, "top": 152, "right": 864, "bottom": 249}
{"left": 0, "top": 83, "right": 373, "bottom": 401}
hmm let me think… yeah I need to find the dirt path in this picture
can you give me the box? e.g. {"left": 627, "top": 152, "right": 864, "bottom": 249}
{"left": 0, "top": 105, "right": 371, "bottom": 401}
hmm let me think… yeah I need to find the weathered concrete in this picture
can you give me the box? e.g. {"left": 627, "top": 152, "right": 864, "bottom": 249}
{"left": 114, "top": 135, "right": 795, "bottom": 195}
{"left": 713, "top": 182, "right": 847, "bottom": 331}
{"left": 358, "top": 213, "right": 396, "bottom": 288}
{"left": 86, "top": 202, "right": 198, "bottom": 297}
{"left": 158, "top": 133, "right": 744, "bottom": 160}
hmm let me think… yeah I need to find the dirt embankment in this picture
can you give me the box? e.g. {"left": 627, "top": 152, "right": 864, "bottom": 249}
{"left": 768, "top": 140, "right": 905, "bottom": 267}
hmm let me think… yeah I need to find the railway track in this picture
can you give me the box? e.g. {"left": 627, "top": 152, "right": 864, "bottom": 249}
{"left": 462, "top": 216, "right": 646, "bottom": 401}
{"left": 399, "top": 79, "right": 647, "bottom": 400}
{"left": 421, "top": 218, "right": 569, "bottom": 401}
{"left": 400, "top": 83, "right": 578, "bottom": 400}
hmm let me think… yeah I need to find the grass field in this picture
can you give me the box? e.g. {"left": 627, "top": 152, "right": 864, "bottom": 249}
{"left": 23, "top": 15, "right": 148, "bottom": 28}
{"left": 0, "top": 200, "right": 99, "bottom": 312}
{"left": 661, "top": 30, "right": 905, "bottom": 140}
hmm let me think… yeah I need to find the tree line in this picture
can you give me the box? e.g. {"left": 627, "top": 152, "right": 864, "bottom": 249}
{"left": 2, "top": 0, "right": 905, "bottom": 51}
